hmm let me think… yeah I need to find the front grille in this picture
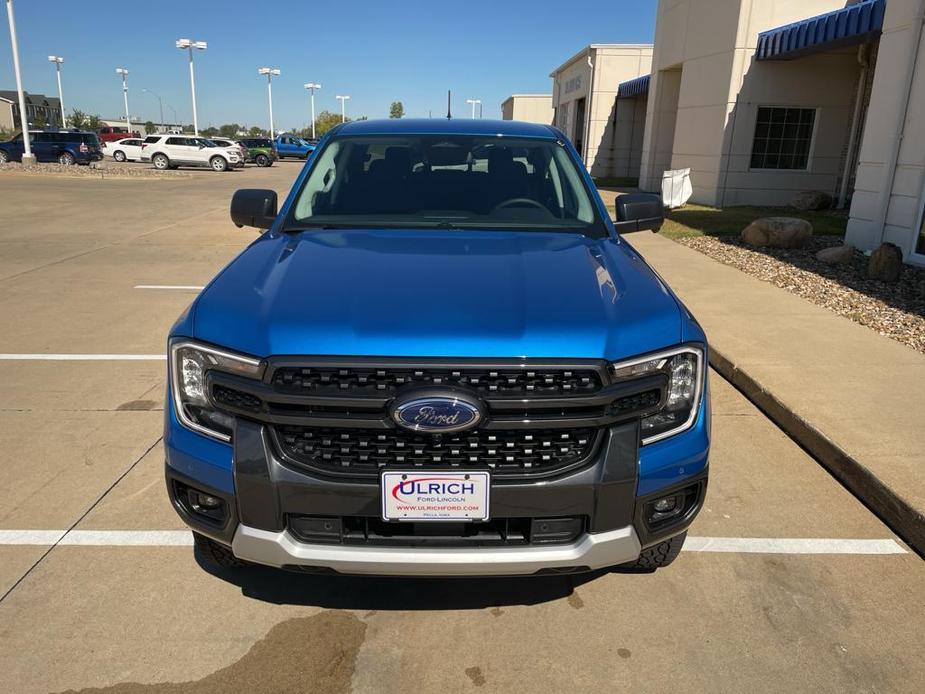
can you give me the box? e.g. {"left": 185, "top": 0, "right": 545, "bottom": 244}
{"left": 274, "top": 425, "right": 599, "bottom": 478}
{"left": 271, "top": 365, "right": 602, "bottom": 397}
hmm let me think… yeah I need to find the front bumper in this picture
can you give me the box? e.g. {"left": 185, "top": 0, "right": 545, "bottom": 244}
{"left": 233, "top": 523, "right": 641, "bottom": 576}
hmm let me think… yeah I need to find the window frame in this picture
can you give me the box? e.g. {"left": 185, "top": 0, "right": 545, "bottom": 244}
{"left": 747, "top": 105, "right": 819, "bottom": 173}
{"left": 908, "top": 174, "right": 925, "bottom": 266}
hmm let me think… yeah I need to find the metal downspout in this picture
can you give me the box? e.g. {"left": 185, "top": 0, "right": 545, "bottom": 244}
{"left": 873, "top": 0, "right": 925, "bottom": 246}
{"left": 584, "top": 52, "right": 595, "bottom": 168}
{"left": 838, "top": 43, "right": 871, "bottom": 209}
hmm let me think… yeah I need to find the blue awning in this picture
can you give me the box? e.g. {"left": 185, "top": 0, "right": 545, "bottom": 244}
{"left": 617, "top": 74, "right": 650, "bottom": 98}
{"left": 757, "top": 0, "right": 886, "bottom": 61}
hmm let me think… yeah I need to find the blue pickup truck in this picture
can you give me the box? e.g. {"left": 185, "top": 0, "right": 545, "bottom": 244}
{"left": 166, "top": 119, "right": 710, "bottom": 576}
{"left": 274, "top": 133, "right": 315, "bottom": 159}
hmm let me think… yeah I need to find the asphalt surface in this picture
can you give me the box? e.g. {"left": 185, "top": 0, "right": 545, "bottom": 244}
{"left": 0, "top": 162, "right": 922, "bottom": 694}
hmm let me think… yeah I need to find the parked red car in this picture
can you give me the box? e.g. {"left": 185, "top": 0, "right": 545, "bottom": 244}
{"left": 98, "top": 126, "right": 141, "bottom": 143}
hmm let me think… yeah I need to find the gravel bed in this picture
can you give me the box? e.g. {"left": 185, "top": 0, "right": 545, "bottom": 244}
{"left": 676, "top": 235, "right": 925, "bottom": 354}
{"left": 0, "top": 161, "right": 191, "bottom": 179}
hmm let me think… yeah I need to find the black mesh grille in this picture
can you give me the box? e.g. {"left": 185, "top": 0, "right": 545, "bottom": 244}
{"left": 275, "top": 426, "right": 599, "bottom": 478}
{"left": 212, "top": 384, "right": 262, "bottom": 412}
{"left": 271, "top": 365, "right": 602, "bottom": 397}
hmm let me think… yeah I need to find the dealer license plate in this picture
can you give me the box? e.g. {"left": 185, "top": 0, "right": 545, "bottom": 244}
{"left": 381, "top": 471, "right": 490, "bottom": 522}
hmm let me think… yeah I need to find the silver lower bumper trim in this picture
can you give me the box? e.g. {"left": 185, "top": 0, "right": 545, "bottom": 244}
{"left": 231, "top": 524, "right": 642, "bottom": 576}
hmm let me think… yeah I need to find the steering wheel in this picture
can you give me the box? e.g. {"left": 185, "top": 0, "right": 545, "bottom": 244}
{"left": 491, "top": 197, "right": 548, "bottom": 213}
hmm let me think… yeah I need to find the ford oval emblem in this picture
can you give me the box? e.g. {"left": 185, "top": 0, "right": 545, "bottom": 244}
{"left": 391, "top": 391, "right": 483, "bottom": 434}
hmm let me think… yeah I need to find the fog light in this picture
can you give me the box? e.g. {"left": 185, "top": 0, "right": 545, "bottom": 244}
{"left": 653, "top": 497, "right": 677, "bottom": 513}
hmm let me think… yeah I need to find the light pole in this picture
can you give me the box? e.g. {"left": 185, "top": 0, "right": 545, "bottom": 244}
{"left": 258, "top": 67, "right": 280, "bottom": 137}
{"left": 466, "top": 98, "right": 481, "bottom": 119}
{"left": 4, "top": 0, "right": 33, "bottom": 163}
{"left": 336, "top": 94, "right": 350, "bottom": 123}
{"left": 141, "top": 88, "right": 165, "bottom": 131}
{"left": 176, "top": 38, "right": 206, "bottom": 136}
{"left": 115, "top": 68, "right": 131, "bottom": 133}
{"left": 47, "top": 56, "right": 66, "bottom": 127}
{"left": 304, "top": 83, "right": 321, "bottom": 139}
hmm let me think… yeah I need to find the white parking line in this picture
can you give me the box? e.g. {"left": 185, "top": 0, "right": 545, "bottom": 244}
{"left": 683, "top": 537, "right": 907, "bottom": 554}
{"left": 0, "top": 531, "right": 907, "bottom": 554}
{"left": 134, "top": 285, "right": 204, "bottom": 290}
{"left": 0, "top": 354, "right": 165, "bottom": 360}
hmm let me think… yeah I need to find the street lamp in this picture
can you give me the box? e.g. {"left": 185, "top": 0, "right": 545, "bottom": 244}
{"left": 4, "top": 0, "right": 33, "bottom": 163}
{"left": 47, "top": 56, "right": 66, "bottom": 127}
{"left": 336, "top": 94, "right": 350, "bottom": 123}
{"left": 115, "top": 68, "right": 131, "bottom": 134}
{"left": 141, "top": 88, "right": 165, "bottom": 132}
{"left": 304, "top": 82, "right": 321, "bottom": 139}
{"left": 176, "top": 38, "right": 206, "bottom": 136}
{"left": 258, "top": 67, "right": 280, "bottom": 137}
{"left": 466, "top": 98, "right": 482, "bottom": 119}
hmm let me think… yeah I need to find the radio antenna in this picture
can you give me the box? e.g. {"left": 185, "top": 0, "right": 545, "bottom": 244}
{"left": 447, "top": 90, "right": 452, "bottom": 119}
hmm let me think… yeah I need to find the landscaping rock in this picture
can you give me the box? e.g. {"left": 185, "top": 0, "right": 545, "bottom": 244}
{"left": 815, "top": 244, "right": 855, "bottom": 265}
{"left": 867, "top": 243, "right": 903, "bottom": 282}
{"left": 792, "top": 190, "right": 833, "bottom": 211}
{"left": 741, "top": 217, "right": 813, "bottom": 248}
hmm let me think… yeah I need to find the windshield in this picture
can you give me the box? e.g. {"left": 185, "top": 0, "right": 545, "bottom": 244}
{"left": 286, "top": 135, "right": 603, "bottom": 234}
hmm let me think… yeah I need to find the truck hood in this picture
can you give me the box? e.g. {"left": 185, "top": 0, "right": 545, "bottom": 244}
{"left": 192, "top": 229, "right": 682, "bottom": 360}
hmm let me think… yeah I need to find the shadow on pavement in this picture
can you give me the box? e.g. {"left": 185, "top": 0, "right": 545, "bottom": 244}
{"left": 195, "top": 553, "right": 648, "bottom": 609}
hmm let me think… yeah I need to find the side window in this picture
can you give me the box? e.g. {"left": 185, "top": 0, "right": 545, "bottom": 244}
{"left": 294, "top": 141, "right": 342, "bottom": 219}
{"left": 750, "top": 106, "right": 816, "bottom": 170}
{"left": 32, "top": 132, "right": 50, "bottom": 143}
{"left": 166, "top": 137, "right": 184, "bottom": 146}
{"left": 144, "top": 136, "right": 159, "bottom": 144}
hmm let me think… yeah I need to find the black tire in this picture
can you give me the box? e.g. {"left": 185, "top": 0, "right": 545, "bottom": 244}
{"left": 113, "top": 150, "right": 126, "bottom": 162}
{"left": 152, "top": 153, "right": 170, "bottom": 170}
{"left": 255, "top": 153, "right": 269, "bottom": 167}
{"left": 0, "top": 149, "right": 9, "bottom": 164}
{"left": 619, "top": 532, "right": 687, "bottom": 570}
{"left": 210, "top": 155, "right": 228, "bottom": 172}
{"left": 58, "top": 151, "right": 75, "bottom": 166}
{"left": 193, "top": 532, "right": 249, "bottom": 569}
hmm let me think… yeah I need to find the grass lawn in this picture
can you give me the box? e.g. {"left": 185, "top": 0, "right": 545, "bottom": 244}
{"left": 657, "top": 204, "right": 849, "bottom": 240}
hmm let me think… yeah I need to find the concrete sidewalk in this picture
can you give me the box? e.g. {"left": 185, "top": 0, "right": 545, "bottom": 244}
{"left": 625, "top": 231, "right": 925, "bottom": 555}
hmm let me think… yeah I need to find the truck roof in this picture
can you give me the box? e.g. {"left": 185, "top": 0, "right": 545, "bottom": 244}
{"left": 336, "top": 118, "right": 558, "bottom": 139}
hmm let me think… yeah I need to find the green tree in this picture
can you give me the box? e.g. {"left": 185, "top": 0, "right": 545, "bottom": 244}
{"left": 313, "top": 110, "right": 349, "bottom": 137}
{"left": 32, "top": 113, "right": 47, "bottom": 128}
{"left": 69, "top": 109, "right": 87, "bottom": 130}
{"left": 202, "top": 126, "right": 219, "bottom": 137}
{"left": 144, "top": 121, "right": 156, "bottom": 135}
{"left": 248, "top": 125, "right": 266, "bottom": 137}
{"left": 389, "top": 101, "right": 404, "bottom": 119}
{"left": 218, "top": 123, "right": 241, "bottom": 138}
{"left": 86, "top": 114, "right": 102, "bottom": 132}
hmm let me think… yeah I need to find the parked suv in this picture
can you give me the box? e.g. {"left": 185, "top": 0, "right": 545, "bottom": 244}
{"left": 166, "top": 119, "right": 709, "bottom": 576}
{"left": 238, "top": 137, "right": 278, "bottom": 167}
{"left": 140, "top": 135, "right": 240, "bottom": 171}
{"left": 207, "top": 138, "right": 247, "bottom": 168}
{"left": 0, "top": 129, "right": 103, "bottom": 165}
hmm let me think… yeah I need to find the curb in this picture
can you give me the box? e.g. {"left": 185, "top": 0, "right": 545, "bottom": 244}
{"left": 709, "top": 348, "right": 925, "bottom": 557}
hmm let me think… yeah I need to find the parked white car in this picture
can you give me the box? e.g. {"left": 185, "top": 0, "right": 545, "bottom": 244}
{"left": 208, "top": 137, "right": 247, "bottom": 167}
{"left": 140, "top": 134, "right": 241, "bottom": 171}
{"left": 104, "top": 137, "right": 145, "bottom": 162}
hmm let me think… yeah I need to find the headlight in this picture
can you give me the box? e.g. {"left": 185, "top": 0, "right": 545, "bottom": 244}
{"left": 170, "top": 341, "right": 264, "bottom": 442}
{"left": 611, "top": 345, "right": 705, "bottom": 444}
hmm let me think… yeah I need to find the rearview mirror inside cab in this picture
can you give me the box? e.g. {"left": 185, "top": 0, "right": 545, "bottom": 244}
{"left": 230, "top": 189, "right": 278, "bottom": 230}
{"left": 612, "top": 193, "right": 665, "bottom": 233}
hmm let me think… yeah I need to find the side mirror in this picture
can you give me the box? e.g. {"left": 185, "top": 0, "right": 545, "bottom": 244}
{"left": 612, "top": 193, "right": 665, "bottom": 233}
{"left": 231, "top": 189, "right": 278, "bottom": 229}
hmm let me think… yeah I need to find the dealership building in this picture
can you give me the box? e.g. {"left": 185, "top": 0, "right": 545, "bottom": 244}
{"left": 549, "top": 44, "right": 653, "bottom": 179}
{"left": 500, "top": 94, "right": 554, "bottom": 124}
{"left": 620, "top": 0, "right": 923, "bottom": 264}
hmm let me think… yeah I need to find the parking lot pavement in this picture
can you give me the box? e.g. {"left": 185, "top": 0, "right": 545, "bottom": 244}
{"left": 0, "top": 168, "right": 922, "bottom": 693}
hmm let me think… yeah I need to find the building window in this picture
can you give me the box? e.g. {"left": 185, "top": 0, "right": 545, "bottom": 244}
{"left": 750, "top": 107, "right": 816, "bottom": 170}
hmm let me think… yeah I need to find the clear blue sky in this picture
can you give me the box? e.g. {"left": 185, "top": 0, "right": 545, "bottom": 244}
{"left": 1, "top": 0, "right": 657, "bottom": 129}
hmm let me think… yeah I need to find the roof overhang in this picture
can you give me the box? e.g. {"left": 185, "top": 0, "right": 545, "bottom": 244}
{"left": 756, "top": 0, "right": 885, "bottom": 61}
{"left": 617, "top": 74, "right": 650, "bottom": 98}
